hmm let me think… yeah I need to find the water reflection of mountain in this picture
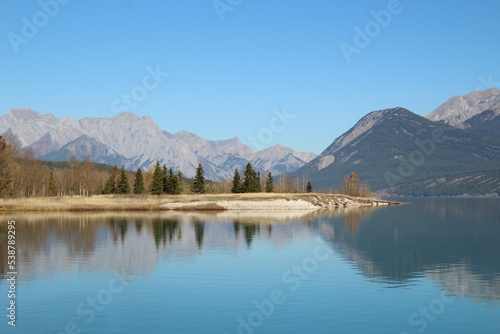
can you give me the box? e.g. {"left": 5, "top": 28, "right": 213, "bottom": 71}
{"left": 318, "top": 198, "right": 500, "bottom": 302}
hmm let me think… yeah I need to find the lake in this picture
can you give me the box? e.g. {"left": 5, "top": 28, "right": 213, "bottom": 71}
{"left": 1, "top": 198, "right": 499, "bottom": 333}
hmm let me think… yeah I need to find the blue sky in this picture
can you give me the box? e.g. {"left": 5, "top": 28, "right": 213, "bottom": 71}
{"left": 0, "top": 0, "right": 499, "bottom": 154}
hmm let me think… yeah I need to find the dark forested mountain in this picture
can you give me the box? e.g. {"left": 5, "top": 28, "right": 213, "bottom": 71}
{"left": 291, "top": 105, "right": 500, "bottom": 196}
{"left": 461, "top": 109, "right": 500, "bottom": 140}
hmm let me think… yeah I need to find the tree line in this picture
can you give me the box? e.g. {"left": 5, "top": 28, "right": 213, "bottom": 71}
{"left": 0, "top": 135, "right": 113, "bottom": 197}
{"left": 229, "top": 163, "right": 315, "bottom": 194}
{"left": 0, "top": 135, "right": 371, "bottom": 198}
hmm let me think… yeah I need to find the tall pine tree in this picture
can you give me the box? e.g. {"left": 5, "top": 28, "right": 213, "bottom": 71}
{"left": 306, "top": 180, "right": 313, "bottom": 193}
{"left": 172, "top": 170, "right": 183, "bottom": 195}
{"left": 256, "top": 172, "right": 262, "bottom": 192}
{"left": 133, "top": 169, "right": 145, "bottom": 194}
{"left": 116, "top": 166, "right": 130, "bottom": 194}
{"left": 163, "top": 164, "right": 173, "bottom": 194}
{"left": 265, "top": 172, "right": 273, "bottom": 193}
{"left": 191, "top": 163, "right": 206, "bottom": 194}
{"left": 242, "top": 163, "right": 260, "bottom": 193}
{"left": 165, "top": 167, "right": 182, "bottom": 195}
{"left": 104, "top": 165, "right": 119, "bottom": 194}
{"left": 48, "top": 171, "right": 57, "bottom": 196}
{"left": 231, "top": 168, "right": 242, "bottom": 193}
{"left": 150, "top": 161, "right": 164, "bottom": 195}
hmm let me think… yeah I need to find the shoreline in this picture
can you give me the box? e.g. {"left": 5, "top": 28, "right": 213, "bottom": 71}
{"left": 0, "top": 193, "right": 402, "bottom": 212}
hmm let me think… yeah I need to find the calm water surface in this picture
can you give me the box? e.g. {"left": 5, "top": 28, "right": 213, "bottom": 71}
{"left": 1, "top": 198, "right": 499, "bottom": 333}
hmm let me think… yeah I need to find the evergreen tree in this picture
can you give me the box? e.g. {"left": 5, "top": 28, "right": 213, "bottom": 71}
{"left": 306, "top": 180, "right": 313, "bottom": 193}
{"left": 133, "top": 169, "right": 145, "bottom": 194}
{"left": 163, "top": 164, "right": 173, "bottom": 194}
{"left": 242, "top": 163, "right": 260, "bottom": 193}
{"left": 256, "top": 172, "right": 262, "bottom": 192}
{"left": 104, "top": 165, "right": 119, "bottom": 194}
{"left": 116, "top": 166, "right": 130, "bottom": 194}
{"left": 165, "top": 168, "right": 182, "bottom": 195}
{"left": 231, "top": 168, "right": 242, "bottom": 193}
{"left": 191, "top": 163, "right": 206, "bottom": 194}
{"left": 150, "top": 161, "right": 164, "bottom": 195}
{"left": 172, "top": 170, "right": 183, "bottom": 195}
{"left": 48, "top": 171, "right": 57, "bottom": 196}
{"left": 242, "top": 163, "right": 254, "bottom": 192}
{"left": 265, "top": 172, "right": 273, "bottom": 193}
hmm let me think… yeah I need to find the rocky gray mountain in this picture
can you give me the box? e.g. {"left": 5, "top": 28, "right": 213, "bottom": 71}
{"left": 0, "top": 109, "right": 316, "bottom": 180}
{"left": 424, "top": 88, "right": 500, "bottom": 128}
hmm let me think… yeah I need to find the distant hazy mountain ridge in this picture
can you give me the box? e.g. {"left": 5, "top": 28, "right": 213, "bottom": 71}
{"left": 0, "top": 109, "right": 317, "bottom": 180}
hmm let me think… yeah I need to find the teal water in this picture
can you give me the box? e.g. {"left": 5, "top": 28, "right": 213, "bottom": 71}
{"left": 0, "top": 198, "right": 499, "bottom": 333}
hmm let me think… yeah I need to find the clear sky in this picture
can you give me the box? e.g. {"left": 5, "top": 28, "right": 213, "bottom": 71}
{"left": 0, "top": 0, "right": 499, "bottom": 154}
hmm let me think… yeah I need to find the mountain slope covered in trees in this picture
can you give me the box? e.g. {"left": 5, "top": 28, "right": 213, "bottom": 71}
{"left": 290, "top": 103, "right": 500, "bottom": 196}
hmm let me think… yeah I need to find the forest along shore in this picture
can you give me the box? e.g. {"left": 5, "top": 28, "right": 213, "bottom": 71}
{"left": 0, "top": 193, "right": 402, "bottom": 212}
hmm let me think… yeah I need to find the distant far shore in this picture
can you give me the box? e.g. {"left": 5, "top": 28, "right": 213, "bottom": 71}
{"left": 0, "top": 193, "right": 402, "bottom": 212}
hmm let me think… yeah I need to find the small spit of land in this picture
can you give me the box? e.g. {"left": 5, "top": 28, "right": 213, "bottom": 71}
{"left": 0, "top": 193, "right": 401, "bottom": 212}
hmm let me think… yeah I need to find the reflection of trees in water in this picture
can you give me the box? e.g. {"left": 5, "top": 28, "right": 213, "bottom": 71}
{"left": 152, "top": 218, "right": 181, "bottom": 248}
{"left": 0, "top": 214, "right": 312, "bottom": 284}
{"left": 135, "top": 219, "right": 143, "bottom": 233}
{"left": 339, "top": 207, "right": 375, "bottom": 234}
{"left": 108, "top": 218, "right": 128, "bottom": 243}
{"left": 0, "top": 209, "right": 380, "bottom": 280}
{"left": 233, "top": 221, "right": 240, "bottom": 237}
{"left": 49, "top": 216, "right": 100, "bottom": 255}
{"left": 0, "top": 215, "right": 102, "bottom": 277}
{"left": 0, "top": 208, "right": 381, "bottom": 281}
{"left": 344, "top": 212, "right": 360, "bottom": 233}
{"left": 0, "top": 224, "right": 8, "bottom": 277}
{"left": 191, "top": 219, "right": 205, "bottom": 250}
{"left": 244, "top": 224, "right": 260, "bottom": 248}
{"left": 233, "top": 220, "right": 262, "bottom": 248}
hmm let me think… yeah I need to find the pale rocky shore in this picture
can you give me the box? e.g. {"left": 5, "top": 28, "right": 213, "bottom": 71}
{"left": 163, "top": 194, "right": 400, "bottom": 211}
{"left": 0, "top": 193, "right": 401, "bottom": 212}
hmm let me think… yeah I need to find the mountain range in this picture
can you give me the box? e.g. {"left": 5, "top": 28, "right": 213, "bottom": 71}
{"left": 1, "top": 88, "right": 499, "bottom": 196}
{"left": 0, "top": 109, "right": 316, "bottom": 180}
{"left": 291, "top": 88, "right": 500, "bottom": 196}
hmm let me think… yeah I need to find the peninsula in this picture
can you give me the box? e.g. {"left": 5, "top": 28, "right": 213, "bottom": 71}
{"left": 0, "top": 193, "right": 401, "bottom": 212}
